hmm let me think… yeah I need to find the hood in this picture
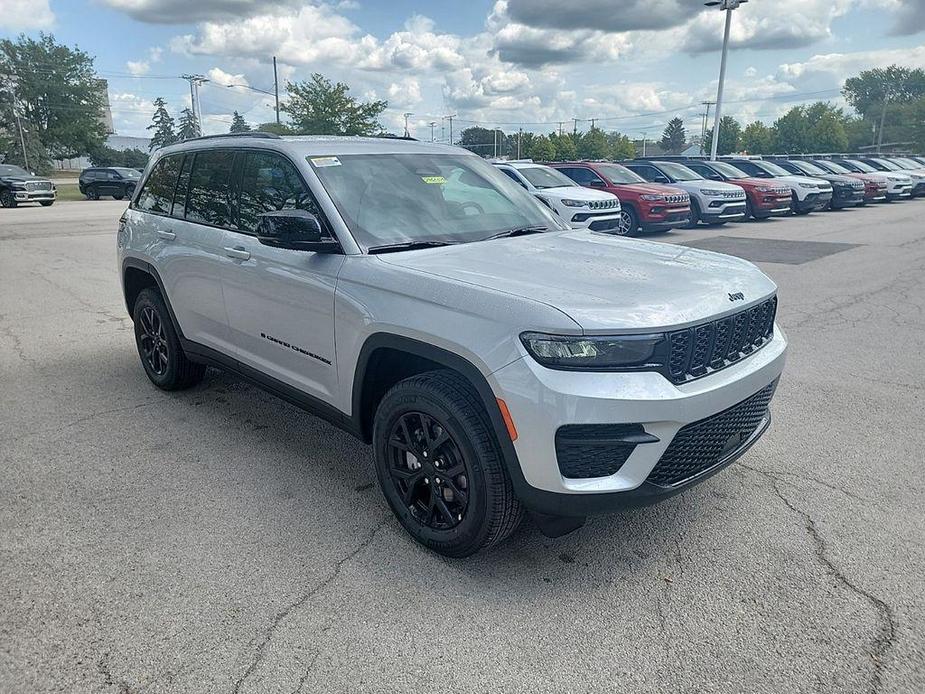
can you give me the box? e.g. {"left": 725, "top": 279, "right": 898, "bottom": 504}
{"left": 813, "top": 173, "right": 863, "bottom": 187}
{"left": 610, "top": 182, "right": 688, "bottom": 197}
{"left": 674, "top": 179, "right": 744, "bottom": 194}
{"left": 1, "top": 174, "right": 51, "bottom": 184}
{"left": 774, "top": 174, "right": 832, "bottom": 189}
{"left": 880, "top": 172, "right": 913, "bottom": 183}
{"left": 539, "top": 186, "right": 619, "bottom": 201}
{"left": 377, "top": 230, "right": 776, "bottom": 332}
{"left": 735, "top": 177, "right": 790, "bottom": 192}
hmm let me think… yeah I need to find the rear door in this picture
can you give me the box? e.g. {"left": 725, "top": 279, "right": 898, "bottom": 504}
{"left": 136, "top": 149, "right": 234, "bottom": 353}
{"left": 219, "top": 149, "right": 344, "bottom": 403}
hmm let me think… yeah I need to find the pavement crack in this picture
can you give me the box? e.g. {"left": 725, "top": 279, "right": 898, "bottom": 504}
{"left": 741, "top": 465, "right": 897, "bottom": 694}
{"left": 231, "top": 518, "right": 389, "bottom": 694}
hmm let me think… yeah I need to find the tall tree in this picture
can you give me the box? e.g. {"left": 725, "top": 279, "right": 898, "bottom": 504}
{"left": 526, "top": 134, "right": 556, "bottom": 162}
{"left": 0, "top": 33, "right": 107, "bottom": 159}
{"left": 773, "top": 107, "right": 810, "bottom": 153}
{"left": 577, "top": 127, "right": 611, "bottom": 160}
{"left": 176, "top": 107, "right": 199, "bottom": 141}
{"left": 703, "top": 116, "right": 742, "bottom": 156}
{"left": 659, "top": 117, "right": 687, "bottom": 154}
{"left": 741, "top": 121, "right": 774, "bottom": 154}
{"left": 549, "top": 132, "right": 577, "bottom": 161}
{"left": 230, "top": 111, "right": 251, "bottom": 133}
{"left": 147, "top": 97, "right": 176, "bottom": 151}
{"left": 607, "top": 132, "right": 636, "bottom": 160}
{"left": 843, "top": 65, "right": 925, "bottom": 119}
{"left": 282, "top": 73, "right": 387, "bottom": 136}
{"left": 805, "top": 102, "right": 848, "bottom": 152}
{"left": 458, "top": 127, "right": 505, "bottom": 156}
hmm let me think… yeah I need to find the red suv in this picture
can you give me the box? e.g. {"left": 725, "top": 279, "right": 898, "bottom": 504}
{"left": 682, "top": 160, "right": 792, "bottom": 219}
{"left": 549, "top": 162, "right": 690, "bottom": 236}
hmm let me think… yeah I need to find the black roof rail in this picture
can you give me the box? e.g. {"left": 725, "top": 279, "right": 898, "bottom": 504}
{"left": 182, "top": 131, "right": 282, "bottom": 143}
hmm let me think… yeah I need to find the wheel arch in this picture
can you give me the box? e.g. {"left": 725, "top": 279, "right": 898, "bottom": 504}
{"left": 121, "top": 258, "right": 184, "bottom": 338}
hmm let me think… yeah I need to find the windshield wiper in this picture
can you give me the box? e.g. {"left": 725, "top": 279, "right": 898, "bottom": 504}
{"left": 481, "top": 225, "right": 548, "bottom": 242}
{"left": 367, "top": 240, "right": 454, "bottom": 255}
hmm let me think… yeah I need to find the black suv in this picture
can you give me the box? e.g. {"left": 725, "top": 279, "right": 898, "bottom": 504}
{"left": 79, "top": 167, "right": 142, "bottom": 200}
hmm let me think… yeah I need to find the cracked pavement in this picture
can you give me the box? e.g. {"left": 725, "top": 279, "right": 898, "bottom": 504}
{"left": 1, "top": 200, "right": 923, "bottom": 693}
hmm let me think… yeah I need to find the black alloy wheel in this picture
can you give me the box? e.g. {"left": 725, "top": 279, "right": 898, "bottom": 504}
{"left": 138, "top": 305, "right": 169, "bottom": 377}
{"left": 686, "top": 200, "right": 701, "bottom": 228}
{"left": 0, "top": 189, "right": 17, "bottom": 208}
{"left": 386, "top": 411, "right": 470, "bottom": 530}
{"left": 86, "top": 187, "right": 99, "bottom": 200}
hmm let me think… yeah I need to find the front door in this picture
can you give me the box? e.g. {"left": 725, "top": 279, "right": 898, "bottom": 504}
{"left": 220, "top": 150, "right": 343, "bottom": 404}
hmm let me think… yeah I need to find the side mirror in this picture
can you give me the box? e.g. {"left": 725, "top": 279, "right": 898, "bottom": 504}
{"left": 654, "top": 175, "right": 670, "bottom": 184}
{"left": 256, "top": 209, "right": 339, "bottom": 253}
{"left": 589, "top": 179, "right": 606, "bottom": 187}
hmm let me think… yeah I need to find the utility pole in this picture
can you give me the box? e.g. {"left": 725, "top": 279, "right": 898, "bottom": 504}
{"left": 181, "top": 74, "right": 209, "bottom": 136}
{"left": 701, "top": 100, "right": 715, "bottom": 144}
{"left": 445, "top": 114, "right": 456, "bottom": 145}
{"left": 7, "top": 79, "right": 29, "bottom": 169}
{"left": 517, "top": 128, "right": 522, "bottom": 159}
{"left": 429, "top": 121, "right": 437, "bottom": 142}
{"left": 558, "top": 121, "right": 564, "bottom": 137}
{"left": 704, "top": 0, "right": 747, "bottom": 160}
{"left": 272, "top": 56, "right": 280, "bottom": 125}
{"left": 877, "top": 98, "right": 888, "bottom": 153}
{"left": 573, "top": 118, "right": 578, "bottom": 136}
{"left": 403, "top": 112, "right": 413, "bottom": 138}
{"left": 589, "top": 118, "right": 596, "bottom": 130}
{"left": 640, "top": 132, "right": 648, "bottom": 157}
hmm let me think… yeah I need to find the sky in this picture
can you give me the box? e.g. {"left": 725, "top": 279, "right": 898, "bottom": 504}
{"left": 1, "top": 0, "right": 924, "bottom": 141}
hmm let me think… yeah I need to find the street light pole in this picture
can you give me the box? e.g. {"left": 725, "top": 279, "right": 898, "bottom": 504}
{"left": 705, "top": 0, "right": 747, "bottom": 161}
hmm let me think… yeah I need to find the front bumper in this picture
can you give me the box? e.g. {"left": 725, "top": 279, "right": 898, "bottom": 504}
{"left": 13, "top": 189, "right": 56, "bottom": 203}
{"left": 639, "top": 206, "right": 691, "bottom": 231}
{"left": 794, "top": 191, "right": 832, "bottom": 212}
{"left": 490, "top": 326, "right": 787, "bottom": 516}
{"left": 830, "top": 188, "right": 865, "bottom": 208}
{"left": 701, "top": 199, "right": 747, "bottom": 222}
{"left": 886, "top": 185, "right": 913, "bottom": 200}
{"left": 569, "top": 210, "right": 623, "bottom": 232}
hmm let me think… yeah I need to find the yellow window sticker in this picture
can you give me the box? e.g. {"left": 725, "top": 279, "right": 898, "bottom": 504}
{"left": 309, "top": 156, "right": 342, "bottom": 167}
{"left": 421, "top": 175, "right": 447, "bottom": 184}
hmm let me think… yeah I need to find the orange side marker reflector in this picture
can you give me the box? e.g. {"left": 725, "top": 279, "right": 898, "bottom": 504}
{"left": 497, "top": 398, "right": 518, "bottom": 442}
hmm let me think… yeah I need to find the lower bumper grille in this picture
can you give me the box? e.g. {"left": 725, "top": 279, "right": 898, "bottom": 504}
{"left": 646, "top": 380, "right": 777, "bottom": 487}
{"left": 555, "top": 424, "right": 655, "bottom": 479}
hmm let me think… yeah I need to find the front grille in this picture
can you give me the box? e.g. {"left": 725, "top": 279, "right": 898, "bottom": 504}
{"left": 647, "top": 380, "right": 777, "bottom": 487}
{"left": 666, "top": 297, "right": 776, "bottom": 384}
{"left": 665, "top": 194, "right": 688, "bottom": 204}
{"left": 26, "top": 181, "right": 52, "bottom": 191}
{"left": 588, "top": 199, "right": 619, "bottom": 210}
{"left": 555, "top": 424, "right": 647, "bottom": 479}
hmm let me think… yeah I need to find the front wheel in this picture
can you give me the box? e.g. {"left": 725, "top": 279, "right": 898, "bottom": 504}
{"left": 372, "top": 371, "right": 523, "bottom": 557}
{"left": 85, "top": 188, "right": 99, "bottom": 201}
{"left": 686, "top": 200, "right": 700, "bottom": 228}
{"left": 40, "top": 201, "right": 54, "bottom": 207}
{"left": 0, "top": 190, "right": 17, "bottom": 208}
{"left": 615, "top": 206, "right": 639, "bottom": 236}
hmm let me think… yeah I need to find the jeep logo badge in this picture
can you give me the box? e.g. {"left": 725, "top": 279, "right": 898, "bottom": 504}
{"left": 728, "top": 292, "right": 745, "bottom": 302}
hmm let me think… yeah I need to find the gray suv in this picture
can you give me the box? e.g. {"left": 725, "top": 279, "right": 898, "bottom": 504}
{"left": 118, "top": 133, "right": 787, "bottom": 556}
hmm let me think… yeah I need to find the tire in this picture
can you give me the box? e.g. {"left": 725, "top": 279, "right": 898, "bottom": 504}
{"left": 40, "top": 201, "right": 54, "bottom": 207}
{"left": 85, "top": 188, "right": 99, "bottom": 201}
{"left": 615, "top": 206, "right": 639, "bottom": 236}
{"left": 372, "top": 370, "right": 523, "bottom": 557}
{"left": 113, "top": 193, "right": 124, "bottom": 201}
{"left": 0, "top": 189, "right": 17, "bottom": 208}
{"left": 132, "top": 288, "right": 205, "bottom": 390}
{"left": 686, "top": 200, "right": 700, "bottom": 228}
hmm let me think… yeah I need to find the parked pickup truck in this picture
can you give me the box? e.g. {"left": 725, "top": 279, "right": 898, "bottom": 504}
{"left": 0, "top": 164, "right": 56, "bottom": 208}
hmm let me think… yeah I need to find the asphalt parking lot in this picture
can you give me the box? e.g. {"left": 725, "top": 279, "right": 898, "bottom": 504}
{"left": 2, "top": 199, "right": 923, "bottom": 693}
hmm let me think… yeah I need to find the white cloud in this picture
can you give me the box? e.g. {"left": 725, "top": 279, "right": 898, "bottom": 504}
{"left": 0, "top": 0, "right": 54, "bottom": 30}
{"left": 126, "top": 60, "right": 150, "bottom": 76}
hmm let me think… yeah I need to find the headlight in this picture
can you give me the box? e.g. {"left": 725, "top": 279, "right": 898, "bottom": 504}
{"left": 560, "top": 198, "right": 587, "bottom": 208}
{"left": 698, "top": 188, "right": 726, "bottom": 196}
{"left": 798, "top": 183, "right": 818, "bottom": 189}
{"left": 640, "top": 194, "right": 664, "bottom": 201}
{"left": 755, "top": 186, "right": 774, "bottom": 193}
{"left": 11, "top": 182, "right": 27, "bottom": 189}
{"left": 520, "top": 332, "right": 665, "bottom": 370}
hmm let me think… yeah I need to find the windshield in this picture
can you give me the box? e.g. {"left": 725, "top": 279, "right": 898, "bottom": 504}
{"left": 113, "top": 167, "right": 141, "bottom": 178}
{"left": 594, "top": 163, "right": 646, "bottom": 184}
{"left": 843, "top": 159, "right": 875, "bottom": 173}
{"left": 792, "top": 161, "right": 828, "bottom": 176}
{"left": 815, "top": 160, "right": 850, "bottom": 174}
{"left": 892, "top": 158, "right": 920, "bottom": 169}
{"left": 870, "top": 158, "right": 900, "bottom": 171}
{"left": 656, "top": 162, "right": 703, "bottom": 181}
{"left": 755, "top": 161, "right": 791, "bottom": 177}
{"left": 518, "top": 165, "right": 577, "bottom": 189}
{"left": 0, "top": 165, "right": 31, "bottom": 177}
{"left": 708, "top": 161, "right": 748, "bottom": 179}
{"left": 310, "top": 153, "right": 563, "bottom": 250}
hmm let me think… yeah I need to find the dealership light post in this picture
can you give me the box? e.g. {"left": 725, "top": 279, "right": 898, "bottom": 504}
{"left": 704, "top": 0, "right": 747, "bottom": 160}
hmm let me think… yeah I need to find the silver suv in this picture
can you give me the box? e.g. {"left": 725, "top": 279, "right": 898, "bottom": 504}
{"left": 118, "top": 133, "right": 787, "bottom": 557}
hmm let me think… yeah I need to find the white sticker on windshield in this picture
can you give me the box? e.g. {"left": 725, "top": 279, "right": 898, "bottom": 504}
{"left": 309, "top": 156, "right": 342, "bottom": 167}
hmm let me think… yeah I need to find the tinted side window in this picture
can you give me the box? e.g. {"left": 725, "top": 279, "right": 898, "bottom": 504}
{"left": 735, "top": 162, "right": 762, "bottom": 177}
{"left": 186, "top": 150, "right": 235, "bottom": 228}
{"left": 628, "top": 164, "right": 659, "bottom": 182}
{"left": 498, "top": 168, "right": 526, "bottom": 187}
{"left": 135, "top": 155, "right": 182, "bottom": 215}
{"left": 171, "top": 155, "right": 192, "bottom": 219}
{"left": 559, "top": 167, "right": 602, "bottom": 186}
{"left": 237, "top": 151, "right": 323, "bottom": 233}
{"left": 688, "top": 163, "right": 716, "bottom": 179}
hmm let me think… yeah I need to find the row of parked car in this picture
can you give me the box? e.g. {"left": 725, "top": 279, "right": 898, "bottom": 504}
{"left": 493, "top": 154, "right": 925, "bottom": 236}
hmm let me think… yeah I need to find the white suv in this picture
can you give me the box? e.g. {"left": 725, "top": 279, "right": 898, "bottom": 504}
{"left": 493, "top": 161, "right": 622, "bottom": 231}
{"left": 118, "top": 134, "right": 787, "bottom": 557}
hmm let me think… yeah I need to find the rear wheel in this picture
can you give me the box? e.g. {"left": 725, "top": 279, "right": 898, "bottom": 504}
{"left": 40, "top": 201, "right": 54, "bottom": 207}
{"left": 132, "top": 288, "right": 205, "bottom": 390}
{"left": 615, "top": 206, "right": 639, "bottom": 236}
{"left": 373, "top": 371, "right": 523, "bottom": 557}
{"left": 0, "top": 189, "right": 17, "bottom": 208}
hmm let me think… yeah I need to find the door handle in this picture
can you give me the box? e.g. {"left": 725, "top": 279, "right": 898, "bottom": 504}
{"left": 224, "top": 246, "right": 251, "bottom": 261}
{"left": 156, "top": 230, "right": 176, "bottom": 241}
